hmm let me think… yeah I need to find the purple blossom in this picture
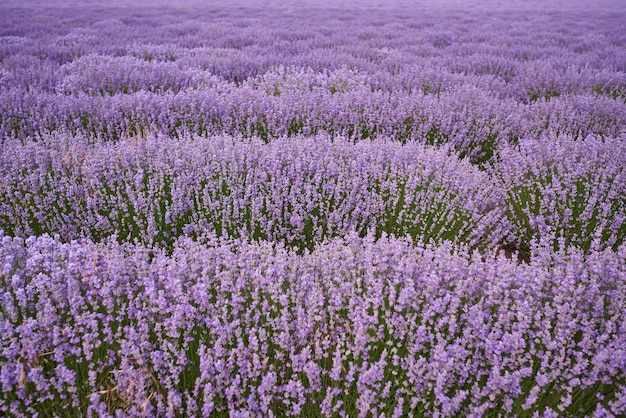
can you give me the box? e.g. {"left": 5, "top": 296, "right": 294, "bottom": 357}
{"left": 1, "top": 1, "right": 625, "bottom": 416}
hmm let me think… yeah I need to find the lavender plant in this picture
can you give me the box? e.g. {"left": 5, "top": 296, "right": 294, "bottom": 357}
{"left": 494, "top": 135, "right": 626, "bottom": 254}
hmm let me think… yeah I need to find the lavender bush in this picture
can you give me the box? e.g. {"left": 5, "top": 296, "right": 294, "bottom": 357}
{"left": 0, "top": 134, "right": 507, "bottom": 252}
{"left": 1, "top": 0, "right": 625, "bottom": 416}
{"left": 495, "top": 134, "right": 626, "bottom": 254}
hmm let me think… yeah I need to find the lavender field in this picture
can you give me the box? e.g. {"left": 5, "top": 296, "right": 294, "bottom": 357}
{"left": 1, "top": 0, "right": 625, "bottom": 416}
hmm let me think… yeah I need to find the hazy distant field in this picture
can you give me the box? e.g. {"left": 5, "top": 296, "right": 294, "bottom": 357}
{"left": 1, "top": 1, "right": 625, "bottom": 416}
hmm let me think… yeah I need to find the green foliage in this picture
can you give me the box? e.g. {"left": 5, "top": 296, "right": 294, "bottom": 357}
{"left": 528, "top": 89, "right": 560, "bottom": 103}
{"left": 592, "top": 86, "right": 626, "bottom": 102}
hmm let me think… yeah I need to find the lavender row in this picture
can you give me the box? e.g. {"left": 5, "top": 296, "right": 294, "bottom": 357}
{"left": 3, "top": 132, "right": 623, "bottom": 254}
{"left": 1, "top": 232, "right": 624, "bottom": 416}
{"left": 0, "top": 134, "right": 507, "bottom": 252}
{"left": 3, "top": 45, "right": 625, "bottom": 103}
{"left": 3, "top": 84, "right": 625, "bottom": 165}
